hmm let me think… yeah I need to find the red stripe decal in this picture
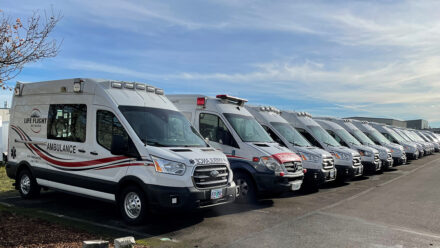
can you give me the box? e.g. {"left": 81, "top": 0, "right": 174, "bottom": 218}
{"left": 226, "top": 155, "right": 251, "bottom": 161}
{"left": 28, "top": 143, "right": 128, "bottom": 167}
{"left": 96, "top": 163, "right": 145, "bottom": 170}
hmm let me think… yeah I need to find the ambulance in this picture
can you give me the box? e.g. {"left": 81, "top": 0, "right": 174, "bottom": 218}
{"left": 314, "top": 118, "right": 382, "bottom": 173}
{"left": 369, "top": 122, "right": 420, "bottom": 160}
{"left": 350, "top": 120, "right": 407, "bottom": 165}
{"left": 281, "top": 111, "right": 363, "bottom": 181}
{"left": 5, "top": 79, "right": 237, "bottom": 224}
{"left": 167, "top": 94, "right": 304, "bottom": 203}
{"left": 321, "top": 117, "right": 394, "bottom": 170}
{"left": 246, "top": 105, "right": 336, "bottom": 191}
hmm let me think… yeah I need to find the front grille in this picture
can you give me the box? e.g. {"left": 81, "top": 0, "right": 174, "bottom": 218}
{"left": 353, "top": 156, "right": 362, "bottom": 167}
{"left": 193, "top": 164, "right": 229, "bottom": 189}
{"left": 322, "top": 157, "right": 335, "bottom": 169}
{"left": 284, "top": 161, "right": 302, "bottom": 173}
{"left": 374, "top": 153, "right": 380, "bottom": 162}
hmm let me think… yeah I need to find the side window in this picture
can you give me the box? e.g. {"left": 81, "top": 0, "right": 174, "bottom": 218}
{"left": 199, "top": 113, "right": 238, "bottom": 148}
{"left": 47, "top": 104, "right": 87, "bottom": 142}
{"left": 327, "top": 130, "right": 346, "bottom": 147}
{"left": 365, "top": 132, "right": 381, "bottom": 145}
{"left": 262, "top": 125, "right": 287, "bottom": 147}
{"left": 97, "top": 110, "right": 138, "bottom": 156}
{"left": 297, "top": 128, "right": 322, "bottom": 148}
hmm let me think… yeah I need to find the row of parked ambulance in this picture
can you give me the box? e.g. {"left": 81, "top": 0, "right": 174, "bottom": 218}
{"left": 4, "top": 79, "right": 439, "bottom": 224}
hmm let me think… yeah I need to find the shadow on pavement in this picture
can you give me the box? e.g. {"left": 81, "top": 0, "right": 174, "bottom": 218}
{"left": 0, "top": 190, "right": 272, "bottom": 237}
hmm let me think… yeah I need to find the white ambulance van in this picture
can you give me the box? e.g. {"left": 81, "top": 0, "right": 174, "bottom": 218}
{"left": 390, "top": 127, "right": 429, "bottom": 157}
{"left": 245, "top": 105, "right": 336, "bottom": 191}
{"left": 5, "top": 79, "right": 236, "bottom": 224}
{"left": 414, "top": 130, "right": 438, "bottom": 152}
{"left": 281, "top": 111, "right": 363, "bottom": 181}
{"left": 314, "top": 119, "right": 382, "bottom": 173}
{"left": 350, "top": 120, "right": 407, "bottom": 165}
{"left": 369, "top": 122, "right": 420, "bottom": 160}
{"left": 167, "top": 94, "right": 304, "bottom": 203}
{"left": 322, "top": 118, "right": 394, "bottom": 170}
{"left": 399, "top": 128, "right": 434, "bottom": 155}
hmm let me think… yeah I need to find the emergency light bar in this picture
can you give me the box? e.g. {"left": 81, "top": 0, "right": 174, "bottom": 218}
{"left": 259, "top": 106, "right": 281, "bottom": 114}
{"left": 296, "top": 112, "right": 312, "bottom": 118}
{"left": 216, "top": 94, "right": 248, "bottom": 106}
{"left": 124, "top": 82, "right": 135, "bottom": 89}
{"left": 109, "top": 81, "right": 165, "bottom": 95}
{"left": 136, "top": 83, "right": 146, "bottom": 90}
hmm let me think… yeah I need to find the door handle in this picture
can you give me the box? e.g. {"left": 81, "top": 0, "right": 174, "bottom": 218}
{"left": 78, "top": 149, "right": 85, "bottom": 153}
{"left": 90, "top": 151, "right": 98, "bottom": 155}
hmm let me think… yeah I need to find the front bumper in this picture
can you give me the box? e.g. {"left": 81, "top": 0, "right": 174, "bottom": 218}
{"left": 254, "top": 171, "right": 304, "bottom": 194}
{"left": 393, "top": 154, "right": 407, "bottom": 165}
{"left": 144, "top": 183, "right": 237, "bottom": 211}
{"left": 362, "top": 160, "right": 381, "bottom": 172}
{"left": 335, "top": 164, "right": 363, "bottom": 181}
{"left": 407, "top": 152, "right": 419, "bottom": 160}
{"left": 303, "top": 168, "right": 337, "bottom": 187}
{"left": 381, "top": 159, "right": 394, "bottom": 170}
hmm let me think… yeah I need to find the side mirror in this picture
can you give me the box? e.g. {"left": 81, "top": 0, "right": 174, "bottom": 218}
{"left": 111, "top": 135, "right": 128, "bottom": 155}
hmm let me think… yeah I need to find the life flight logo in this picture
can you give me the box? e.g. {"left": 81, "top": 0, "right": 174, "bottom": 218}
{"left": 24, "top": 108, "right": 47, "bottom": 133}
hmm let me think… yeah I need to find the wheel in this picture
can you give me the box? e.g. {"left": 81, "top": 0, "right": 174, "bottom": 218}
{"left": 233, "top": 171, "right": 256, "bottom": 204}
{"left": 119, "top": 186, "right": 148, "bottom": 225}
{"left": 17, "top": 169, "right": 40, "bottom": 199}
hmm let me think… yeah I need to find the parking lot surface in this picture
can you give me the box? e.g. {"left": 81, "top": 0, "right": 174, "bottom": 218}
{"left": 2, "top": 154, "right": 440, "bottom": 247}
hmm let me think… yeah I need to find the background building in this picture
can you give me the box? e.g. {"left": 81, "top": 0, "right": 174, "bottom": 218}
{"left": 406, "top": 119, "right": 429, "bottom": 130}
{"left": 347, "top": 117, "right": 407, "bottom": 128}
{"left": 347, "top": 117, "right": 430, "bottom": 130}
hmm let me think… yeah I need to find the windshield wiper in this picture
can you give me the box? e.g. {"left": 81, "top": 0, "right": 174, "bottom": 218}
{"left": 322, "top": 141, "right": 334, "bottom": 147}
{"left": 146, "top": 141, "right": 169, "bottom": 147}
{"left": 290, "top": 141, "right": 303, "bottom": 147}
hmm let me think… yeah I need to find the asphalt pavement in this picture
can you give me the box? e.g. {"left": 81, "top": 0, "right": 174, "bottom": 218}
{"left": 2, "top": 154, "right": 440, "bottom": 247}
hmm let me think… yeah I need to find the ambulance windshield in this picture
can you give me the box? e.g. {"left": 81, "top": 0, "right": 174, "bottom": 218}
{"left": 119, "top": 106, "right": 207, "bottom": 147}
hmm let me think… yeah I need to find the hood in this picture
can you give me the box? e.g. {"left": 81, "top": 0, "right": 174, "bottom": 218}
{"left": 352, "top": 144, "right": 378, "bottom": 154}
{"left": 368, "top": 144, "right": 390, "bottom": 153}
{"left": 295, "top": 146, "right": 333, "bottom": 158}
{"left": 326, "top": 145, "right": 360, "bottom": 157}
{"left": 146, "top": 145, "right": 228, "bottom": 167}
{"left": 247, "top": 142, "right": 301, "bottom": 162}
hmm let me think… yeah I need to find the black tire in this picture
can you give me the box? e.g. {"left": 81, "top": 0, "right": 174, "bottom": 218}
{"left": 233, "top": 171, "right": 256, "bottom": 204}
{"left": 17, "top": 169, "right": 40, "bottom": 199}
{"left": 118, "top": 185, "right": 148, "bottom": 225}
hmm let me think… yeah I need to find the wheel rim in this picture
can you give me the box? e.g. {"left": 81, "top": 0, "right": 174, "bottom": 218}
{"left": 236, "top": 178, "right": 249, "bottom": 198}
{"left": 124, "top": 192, "right": 141, "bottom": 219}
{"left": 20, "top": 175, "right": 31, "bottom": 195}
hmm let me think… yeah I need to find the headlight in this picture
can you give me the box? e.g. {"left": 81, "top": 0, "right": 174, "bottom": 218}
{"left": 358, "top": 149, "right": 373, "bottom": 157}
{"left": 300, "top": 152, "right": 321, "bottom": 163}
{"left": 151, "top": 156, "right": 186, "bottom": 175}
{"left": 332, "top": 152, "right": 351, "bottom": 161}
{"left": 260, "top": 156, "right": 283, "bottom": 173}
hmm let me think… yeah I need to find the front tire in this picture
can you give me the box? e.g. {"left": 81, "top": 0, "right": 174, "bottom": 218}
{"left": 119, "top": 186, "right": 148, "bottom": 225}
{"left": 233, "top": 171, "right": 256, "bottom": 204}
{"left": 18, "top": 169, "right": 40, "bottom": 199}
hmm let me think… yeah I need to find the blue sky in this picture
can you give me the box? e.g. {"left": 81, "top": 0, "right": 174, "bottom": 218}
{"left": 2, "top": 0, "right": 440, "bottom": 127}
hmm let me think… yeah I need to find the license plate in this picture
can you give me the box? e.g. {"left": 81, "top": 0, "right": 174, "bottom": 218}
{"left": 329, "top": 169, "right": 335, "bottom": 178}
{"left": 210, "top": 188, "right": 223, "bottom": 200}
{"left": 291, "top": 181, "right": 302, "bottom": 191}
